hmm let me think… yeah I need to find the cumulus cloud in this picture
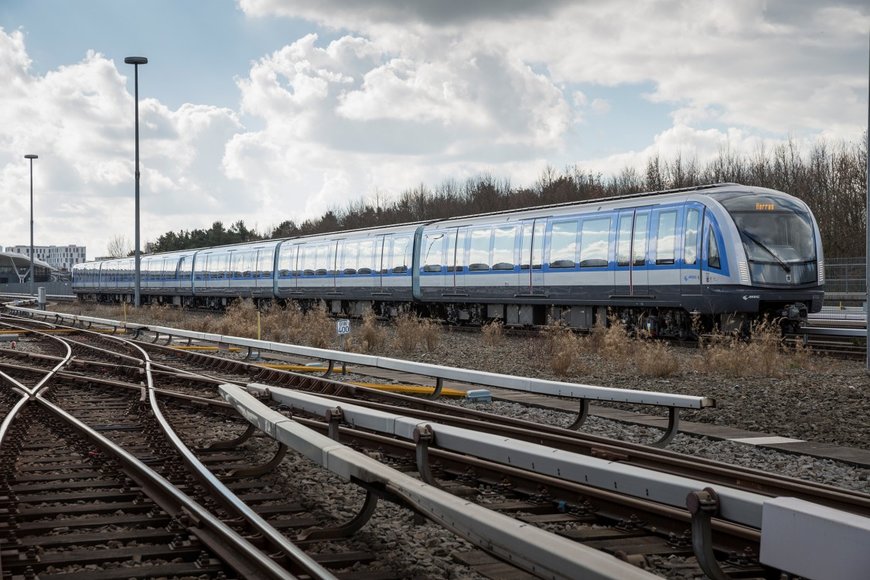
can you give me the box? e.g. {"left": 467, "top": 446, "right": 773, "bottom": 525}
{"left": 0, "top": 29, "right": 242, "bottom": 257}
{"left": 224, "top": 31, "right": 571, "bottom": 223}
{"left": 239, "top": 0, "right": 867, "bottom": 142}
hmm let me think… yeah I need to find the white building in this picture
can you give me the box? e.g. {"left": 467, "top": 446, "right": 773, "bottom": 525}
{"left": 4, "top": 244, "right": 86, "bottom": 272}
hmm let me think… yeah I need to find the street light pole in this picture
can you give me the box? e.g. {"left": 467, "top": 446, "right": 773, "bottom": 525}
{"left": 24, "top": 154, "right": 38, "bottom": 296}
{"left": 125, "top": 56, "right": 147, "bottom": 308}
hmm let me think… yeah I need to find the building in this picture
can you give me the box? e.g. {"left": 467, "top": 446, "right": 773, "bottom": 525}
{"left": 0, "top": 251, "right": 53, "bottom": 283}
{"left": 3, "top": 244, "right": 86, "bottom": 272}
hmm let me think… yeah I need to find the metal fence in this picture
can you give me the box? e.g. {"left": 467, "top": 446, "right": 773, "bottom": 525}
{"left": 0, "top": 282, "right": 75, "bottom": 296}
{"left": 824, "top": 258, "right": 865, "bottom": 296}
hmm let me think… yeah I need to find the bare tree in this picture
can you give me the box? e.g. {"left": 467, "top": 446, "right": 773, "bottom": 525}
{"left": 107, "top": 235, "right": 132, "bottom": 258}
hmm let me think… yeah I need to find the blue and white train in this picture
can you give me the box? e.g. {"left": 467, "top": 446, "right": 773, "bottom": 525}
{"left": 72, "top": 183, "right": 824, "bottom": 336}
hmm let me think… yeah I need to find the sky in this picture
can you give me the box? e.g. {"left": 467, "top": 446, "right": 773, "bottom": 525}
{"left": 0, "top": 0, "right": 867, "bottom": 261}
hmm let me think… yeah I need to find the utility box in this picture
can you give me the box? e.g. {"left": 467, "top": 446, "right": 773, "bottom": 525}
{"left": 37, "top": 287, "right": 46, "bottom": 311}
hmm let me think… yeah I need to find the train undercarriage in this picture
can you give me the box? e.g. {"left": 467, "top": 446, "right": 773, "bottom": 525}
{"left": 78, "top": 291, "right": 809, "bottom": 339}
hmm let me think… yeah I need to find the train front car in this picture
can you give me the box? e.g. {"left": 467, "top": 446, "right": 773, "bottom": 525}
{"left": 707, "top": 186, "right": 824, "bottom": 333}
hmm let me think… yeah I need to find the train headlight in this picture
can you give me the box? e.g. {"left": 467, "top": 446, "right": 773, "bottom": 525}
{"left": 817, "top": 259, "right": 824, "bottom": 284}
{"left": 738, "top": 260, "right": 751, "bottom": 286}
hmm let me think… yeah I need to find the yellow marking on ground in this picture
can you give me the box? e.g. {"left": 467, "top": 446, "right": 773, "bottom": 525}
{"left": 349, "top": 382, "right": 467, "bottom": 397}
{"left": 253, "top": 364, "right": 467, "bottom": 397}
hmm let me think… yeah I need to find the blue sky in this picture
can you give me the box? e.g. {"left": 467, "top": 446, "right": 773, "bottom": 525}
{"left": 0, "top": 0, "right": 866, "bottom": 259}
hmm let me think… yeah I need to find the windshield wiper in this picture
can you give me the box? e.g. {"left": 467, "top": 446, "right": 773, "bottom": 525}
{"left": 740, "top": 230, "right": 791, "bottom": 273}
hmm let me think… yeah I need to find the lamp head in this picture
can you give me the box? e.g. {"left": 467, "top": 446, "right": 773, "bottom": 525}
{"left": 124, "top": 56, "right": 148, "bottom": 65}
{"left": 24, "top": 154, "right": 37, "bottom": 160}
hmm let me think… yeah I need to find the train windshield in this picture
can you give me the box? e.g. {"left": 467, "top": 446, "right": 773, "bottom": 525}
{"left": 720, "top": 194, "right": 817, "bottom": 285}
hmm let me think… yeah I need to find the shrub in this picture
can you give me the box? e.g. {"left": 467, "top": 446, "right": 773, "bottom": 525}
{"left": 260, "top": 302, "right": 307, "bottom": 344}
{"left": 692, "top": 317, "right": 788, "bottom": 377}
{"left": 303, "top": 303, "right": 335, "bottom": 349}
{"left": 393, "top": 312, "right": 441, "bottom": 353}
{"left": 481, "top": 320, "right": 504, "bottom": 346}
{"left": 635, "top": 341, "right": 680, "bottom": 377}
{"left": 599, "top": 317, "right": 632, "bottom": 359}
{"left": 542, "top": 320, "right": 585, "bottom": 376}
{"left": 355, "top": 311, "right": 387, "bottom": 353}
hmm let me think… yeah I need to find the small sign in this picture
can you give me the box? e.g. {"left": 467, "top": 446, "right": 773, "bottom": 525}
{"left": 336, "top": 319, "right": 351, "bottom": 335}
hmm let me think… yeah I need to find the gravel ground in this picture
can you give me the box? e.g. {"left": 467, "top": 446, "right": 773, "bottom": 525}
{"left": 9, "top": 311, "right": 870, "bottom": 579}
{"left": 396, "top": 328, "right": 870, "bottom": 451}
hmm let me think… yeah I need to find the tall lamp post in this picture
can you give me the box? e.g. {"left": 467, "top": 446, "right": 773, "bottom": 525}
{"left": 24, "top": 154, "right": 38, "bottom": 296}
{"left": 124, "top": 56, "right": 147, "bottom": 308}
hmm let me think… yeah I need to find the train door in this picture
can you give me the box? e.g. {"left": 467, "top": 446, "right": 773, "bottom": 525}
{"left": 613, "top": 211, "right": 650, "bottom": 296}
{"left": 680, "top": 205, "right": 704, "bottom": 297}
{"left": 420, "top": 229, "right": 448, "bottom": 299}
{"left": 380, "top": 233, "right": 412, "bottom": 297}
{"left": 445, "top": 226, "right": 467, "bottom": 296}
{"left": 518, "top": 219, "right": 545, "bottom": 295}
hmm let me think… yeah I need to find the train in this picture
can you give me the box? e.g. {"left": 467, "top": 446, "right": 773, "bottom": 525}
{"left": 72, "top": 183, "right": 825, "bottom": 336}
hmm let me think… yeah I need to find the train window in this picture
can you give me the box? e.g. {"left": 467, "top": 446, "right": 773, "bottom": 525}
{"left": 300, "top": 246, "right": 317, "bottom": 275}
{"left": 278, "top": 245, "right": 298, "bottom": 278}
{"left": 213, "top": 253, "right": 229, "bottom": 279}
{"left": 579, "top": 217, "right": 610, "bottom": 267}
{"left": 423, "top": 232, "right": 445, "bottom": 272}
{"left": 633, "top": 213, "right": 648, "bottom": 266}
{"left": 357, "top": 240, "right": 375, "bottom": 273}
{"left": 655, "top": 211, "right": 677, "bottom": 265}
{"left": 468, "top": 228, "right": 491, "bottom": 270}
{"left": 684, "top": 209, "right": 700, "bottom": 265}
{"left": 340, "top": 240, "right": 358, "bottom": 273}
{"left": 492, "top": 226, "right": 517, "bottom": 270}
{"left": 521, "top": 221, "right": 545, "bottom": 270}
{"left": 386, "top": 236, "right": 411, "bottom": 273}
{"left": 447, "top": 229, "right": 467, "bottom": 272}
{"left": 616, "top": 215, "right": 632, "bottom": 266}
{"left": 708, "top": 225, "right": 721, "bottom": 269}
{"left": 257, "top": 247, "right": 274, "bottom": 278}
{"left": 228, "top": 252, "right": 241, "bottom": 278}
{"left": 315, "top": 244, "right": 332, "bottom": 274}
{"left": 549, "top": 220, "right": 578, "bottom": 268}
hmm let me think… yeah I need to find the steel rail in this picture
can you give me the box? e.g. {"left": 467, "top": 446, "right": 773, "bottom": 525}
{"left": 0, "top": 316, "right": 317, "bottom": 578}
{"left": 301, "top": 390, "right": 870, "bottom": 516}
{"left": 220, "top": 383, "right": 659, "bottom": 580}
{"left": 88, "top": 328, "right": 336, "bottom": 579}
{"left": 251, "top": 385, "right": 769, "bottom": 528}
{"left": 5, "top": 315, "right": 866, "bottom": 515}
{"left": 32, "top": 394, "right": 296, "bottom": 579}
{"left": 231, "top": 384, "right": 870, "bottom": 579}
{"left": 11, "top": 307, "right": 715, "bottom": 409}
{"left": 277, "top": 406, "right": 762, "bottom": 544}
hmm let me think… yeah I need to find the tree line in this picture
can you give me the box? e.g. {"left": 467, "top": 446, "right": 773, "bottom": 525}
{"left": 146, "top": 134, "right": 868, "bottom": 259}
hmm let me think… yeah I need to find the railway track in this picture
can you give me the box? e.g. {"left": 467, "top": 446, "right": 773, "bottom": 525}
{"left": 1, "top": 313, "right": 868, "bottom": 578}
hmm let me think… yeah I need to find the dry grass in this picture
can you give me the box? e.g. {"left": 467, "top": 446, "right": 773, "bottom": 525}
{"left": 635, "top": 341, "right": 680, "bottom": 377}
{"left": 300, "top": 304, "right": 336, "bottom": 349}
{"left": 352, "top": 311, "right": 387, "bottom": 353}
{"left": 542, "top": 321, "right": 587, "bottom": 376}
{"left": 481, "top": 320, "right": 504, "bottom": 346}
{"left": 691, "top": 317, "right": 813, "bottom": 378}
{"left": 259, "top": 302, "right": 307, "bottom": 344}
{"left": 393, "top": 312, "right": 441, "bottom": 353}
{"left": 599, "top": 317, "right": 633, "bottom": 359}
{"left": 51, "top": 301, "right": 815, "bottom": 379}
